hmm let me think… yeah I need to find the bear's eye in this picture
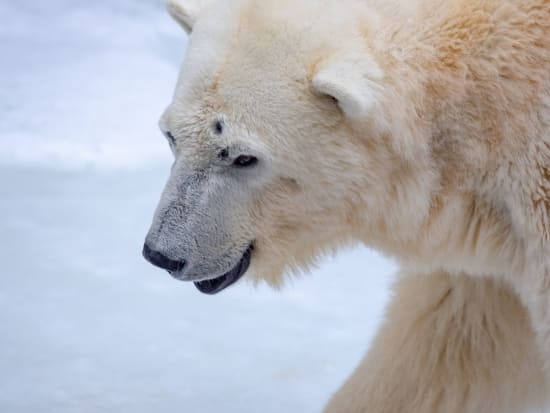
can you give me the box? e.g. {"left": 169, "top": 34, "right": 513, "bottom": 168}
{"left": 164, "top": 131, "right": 176, "bottom": 145}
{"left": 233, "top": 155, "right": 258, "bottom": 168}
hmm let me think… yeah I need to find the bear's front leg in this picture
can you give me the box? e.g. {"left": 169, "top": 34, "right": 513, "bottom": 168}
{"left": 323, "top": 271, "right": 547, "bottom": 413}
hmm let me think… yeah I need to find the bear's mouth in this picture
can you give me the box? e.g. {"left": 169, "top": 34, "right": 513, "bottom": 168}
{"left": 193, "top": 245, "right": 253, "bottom": 295}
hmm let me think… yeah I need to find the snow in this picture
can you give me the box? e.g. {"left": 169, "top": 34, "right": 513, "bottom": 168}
{"left": 0, "top": 1, "right": 545, "bottom": 413}
{"left": 0, "top": 0, "right": 178, "bottom": 170}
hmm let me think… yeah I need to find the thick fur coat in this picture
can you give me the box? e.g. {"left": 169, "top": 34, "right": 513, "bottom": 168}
{"left": 144, "top": 0, "right": 550, "bottom": 411}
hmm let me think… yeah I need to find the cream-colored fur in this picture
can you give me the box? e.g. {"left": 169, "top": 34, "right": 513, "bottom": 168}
{"left": 324, "top": 272, "right": 547, "bottom": 413}
{"left": 156, "top": 0, "right": 550, "bottom": 411}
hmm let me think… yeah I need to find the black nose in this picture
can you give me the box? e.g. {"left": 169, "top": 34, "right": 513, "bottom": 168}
{"left": 142, "top": 244, "right": 185, "bottom": 273}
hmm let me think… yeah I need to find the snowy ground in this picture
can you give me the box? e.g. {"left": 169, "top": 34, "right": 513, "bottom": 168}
{"left": 0, "top": 1, "right": 394, "bottom": 412}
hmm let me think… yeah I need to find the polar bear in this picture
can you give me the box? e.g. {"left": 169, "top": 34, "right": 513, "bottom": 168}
{"left": 142, "top": 0, "right": 550, "bottom": 411}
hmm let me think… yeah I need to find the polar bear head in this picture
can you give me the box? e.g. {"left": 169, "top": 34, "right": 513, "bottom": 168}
{"left": 143, "top": 0, "right": 436, "bottom": 294}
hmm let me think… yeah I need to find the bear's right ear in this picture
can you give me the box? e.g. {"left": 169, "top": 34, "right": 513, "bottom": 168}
{"left": 166, "top": 0, "right": 212, "bottom": 33}
{"left": 312, "top": 53, "right": 384, "bottom": 120}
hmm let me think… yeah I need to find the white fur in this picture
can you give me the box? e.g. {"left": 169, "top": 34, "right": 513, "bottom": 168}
{"left": 152, "top": 0, "right": 550, "bottom": 411}
{"left": 313, "top": 52, "right": 384, "bottom": 119}
{"left": 166, "top": 0, "right": 213, "bottom": 33}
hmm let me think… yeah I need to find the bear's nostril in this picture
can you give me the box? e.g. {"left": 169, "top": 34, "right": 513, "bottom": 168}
{"left": 142, "top": 244, "right": 185, "bottom": 273}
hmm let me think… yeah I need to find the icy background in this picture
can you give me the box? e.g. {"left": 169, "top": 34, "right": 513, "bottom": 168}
{"left": 0, "top": 1, "right": 395, "bottom": 412}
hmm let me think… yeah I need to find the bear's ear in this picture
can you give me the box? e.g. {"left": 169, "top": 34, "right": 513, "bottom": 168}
{"left": 166, "top": 0, "right": 212, "bottom": 33}
{"left": 312, "top": 54, "right": 383, "bottom": 120}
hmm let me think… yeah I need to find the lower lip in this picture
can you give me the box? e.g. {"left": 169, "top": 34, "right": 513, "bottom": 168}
{"left": 193, "top": 245, "right": 253, "bottom": 295}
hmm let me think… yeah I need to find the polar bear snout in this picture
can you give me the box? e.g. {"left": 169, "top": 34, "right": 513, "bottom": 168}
{"left": 141, "top": 159, "right": 258, "bottom": 294}
{"left": 142, "top": 243, "right": 185, "bottom": 274}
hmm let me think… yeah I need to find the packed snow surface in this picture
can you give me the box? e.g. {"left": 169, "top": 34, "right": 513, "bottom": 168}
{"left": 0, "top": 1, "right": 544, "bottom": 413}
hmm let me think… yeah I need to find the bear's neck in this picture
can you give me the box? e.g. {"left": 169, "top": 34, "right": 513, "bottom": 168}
{"left": 357, "top": 0, "right": 533, "bottom": 278}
